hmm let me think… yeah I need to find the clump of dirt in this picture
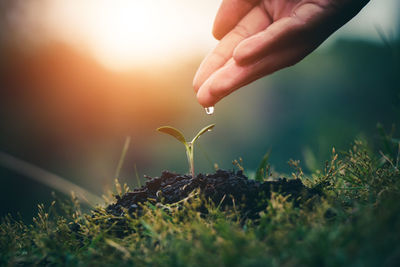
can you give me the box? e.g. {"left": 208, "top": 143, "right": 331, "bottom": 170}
{"left": 107, "top": 170, "right": 316, "bottom": 218}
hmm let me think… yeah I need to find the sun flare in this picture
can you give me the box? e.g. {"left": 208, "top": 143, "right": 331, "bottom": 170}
{"left": 39, "top": 0, "right": 218, "bottom": 71}
{"left": 83, "top": 1, "right": 183, "bottom": 70}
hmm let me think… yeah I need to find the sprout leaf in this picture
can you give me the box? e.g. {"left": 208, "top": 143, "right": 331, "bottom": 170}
{"left": 191, "top": 123, "right": 215, "bottom": 144}
{"left": 157, "top": 123, "right": 215, "bottom": 177}
{"left": 157, "top": 126, "right": 187, "bottom": 146}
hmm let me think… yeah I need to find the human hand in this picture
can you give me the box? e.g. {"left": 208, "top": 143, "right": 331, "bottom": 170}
{"left": 193, "top": 0, "right": 370, "bottom": 107}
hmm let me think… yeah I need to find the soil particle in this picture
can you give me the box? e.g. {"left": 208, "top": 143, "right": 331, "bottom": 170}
{"left": 107, "top": 169, "right": 316, "bottom": 218}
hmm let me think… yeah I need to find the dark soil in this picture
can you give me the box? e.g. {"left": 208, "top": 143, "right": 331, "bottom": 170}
{"left": 107, "top": 170, "right": 317, "bottom": 219}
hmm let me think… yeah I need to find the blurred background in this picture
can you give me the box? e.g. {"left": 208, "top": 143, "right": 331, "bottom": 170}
{"left": 0, "top": 0, "right": 399, "bottom": 221}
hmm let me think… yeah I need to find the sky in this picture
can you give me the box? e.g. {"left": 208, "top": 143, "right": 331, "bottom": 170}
{"left": 4, "top": 0, "right": 399, "bottom": 71}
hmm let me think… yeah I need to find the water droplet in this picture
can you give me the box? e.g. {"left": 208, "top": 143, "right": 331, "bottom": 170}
{"left": 205, "top": 106, "right": 214, "bottom": 115}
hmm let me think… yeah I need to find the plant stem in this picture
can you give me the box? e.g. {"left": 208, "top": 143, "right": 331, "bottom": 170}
{"left": 186, "top": 143, "right": 195, "bottom": 177}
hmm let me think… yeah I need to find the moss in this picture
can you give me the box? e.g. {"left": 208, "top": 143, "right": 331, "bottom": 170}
{"left": 1, "top": 140, "right": 400, "bottom": 266}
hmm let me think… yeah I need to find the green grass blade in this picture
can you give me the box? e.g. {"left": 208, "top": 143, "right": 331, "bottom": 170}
{"left": 255, "top": 150, "right": 271, "bottom": 182}
{"left": 377, "top": 123, "right": 393, "bottom": 156}
{"left": 134, "top": 163, "right": 141, "bottom": 188}
{"left": 0, "top": 151, "right": 103, "bottom": 206}
{"left": 115, "top": 136, "right": 131, "bottom": 179}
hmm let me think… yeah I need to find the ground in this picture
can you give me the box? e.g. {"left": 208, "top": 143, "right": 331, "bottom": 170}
{"left": 1, "top": 140, "right": 400, "bottom": 266}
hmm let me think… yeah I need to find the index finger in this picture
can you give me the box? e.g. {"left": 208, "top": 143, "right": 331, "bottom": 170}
{"left": 193, "top": 5, "right": 270, "bottom": 93}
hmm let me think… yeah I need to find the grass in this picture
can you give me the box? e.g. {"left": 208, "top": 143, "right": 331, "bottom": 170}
{"left": 1, "top": 139, "right": 400, "bottom": 266}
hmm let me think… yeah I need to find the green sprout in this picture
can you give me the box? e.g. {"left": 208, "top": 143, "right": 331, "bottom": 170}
{"left": 157, "top": 124, "right": 215, "bottom": 177}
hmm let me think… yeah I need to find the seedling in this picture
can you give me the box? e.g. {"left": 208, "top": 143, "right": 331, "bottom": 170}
{"left": 157, "top": 124, "right": 215, "bottom": 177}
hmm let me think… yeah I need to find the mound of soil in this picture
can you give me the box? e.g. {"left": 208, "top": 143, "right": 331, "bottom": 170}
{"left": 107, "top": 170, "right": 316, "bottom": 218}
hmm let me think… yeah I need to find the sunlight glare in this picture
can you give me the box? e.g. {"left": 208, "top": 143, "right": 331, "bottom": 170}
{"left": 86, "top": 1, "right": 181, "bottom": 70}
{"left": 43, "top": 0, "right": 217, "bottom": 71}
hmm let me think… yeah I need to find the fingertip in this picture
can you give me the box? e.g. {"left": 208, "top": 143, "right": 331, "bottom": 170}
{"left": 212, "top": 7, "right": 231, "bottom": 41}
{"left": 196, "top": 90, "right": 216, "bottom": 108}
{"left": 212, "top": 0, "right": 260, "bottom": 41}
{"left": 192, "top": 51, "right": 226, "bottom": 94}
{"left": 212, "top": 26, "right": 224, "bottom": 41}
{"left": 196, "top": 82, "right": 218, "bottom": 108}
